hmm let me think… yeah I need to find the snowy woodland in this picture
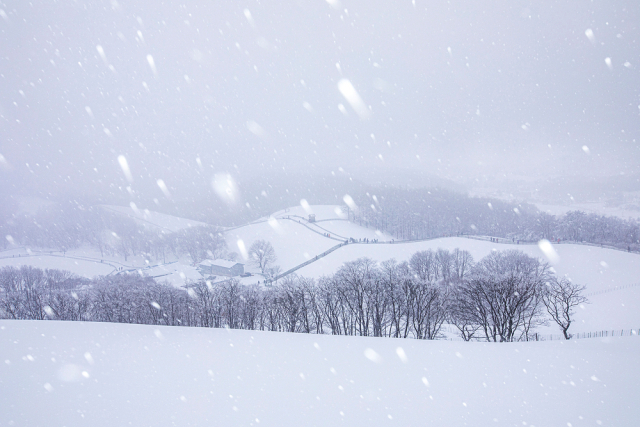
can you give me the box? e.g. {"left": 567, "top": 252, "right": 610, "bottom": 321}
{"left": 0, "top": 194, "right": 631, "bottom": 343}
{"left": 0, "top": 203, "right": 230, "bottom": 263}
{"left": 346, "top": 188, "right": 640, "bottom": 250}
{"left": 0, "top": 246, "right": 588, "bottom": 342}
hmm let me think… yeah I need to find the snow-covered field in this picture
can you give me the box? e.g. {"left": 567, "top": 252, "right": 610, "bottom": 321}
{"left": 1, "top": 320, "right": 638, "bottom": 427}
{"left": 225, "top": 205, "right": 393, "bottom": 273}
{"left": 225, "top": 218, "right": 337, "bottom": 272}
{"left": 0, "top": 248, "right": 115, "bottom": 277}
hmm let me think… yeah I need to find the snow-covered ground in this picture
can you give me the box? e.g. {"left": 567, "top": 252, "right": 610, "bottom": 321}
{"left": 225, "top": 217, "right": 336, "bottom": 272}
{"left": 1, "top": 320, "right": 638, "bottom": 427}
{"left": 0, "top": 255, "right": 114, "bottom": 277}
{"left": 270, "top": 204, "right": 348, "bottom": 221}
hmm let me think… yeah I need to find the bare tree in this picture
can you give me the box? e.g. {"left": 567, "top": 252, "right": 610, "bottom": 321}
{"left": 240, "top": 284, "right": 263, "bottom": 331}
{"left": 409, "top": 280, "right": 448, "bottom": 339}
{"left": 317, "top": 275, "right": 344, "bottom": 335}
{"left": 542, "top": 277, "right": 588, "bottom": 339}
{"left": 450, "top": 248, "right": 474, "bottom": 284}
{"left": 176, "top": 226, "right": 227, "bottom": 265}
{"left": 435, "top": 248, "right": 453, "bottom": 283}
{"left": 248, "top": 240, "right": 277, "bottom": 274}
{"left": 449, "top": 286, "right": 482, "bottom": 341}
{"left": 334, "top": 258, "right": 379, "bottom": 336}
{"left": 455, "top": 250, "right": 549, "bottom": 342}
{"left": 409, "top": 250, "right": 438, "bottom": 282}
{"left": 266, "top": 265, "right": 282, "bottom": 283}
{"left": 185, "top": 279, "right": 223, "bottom": 328}
{"left": 379, "top": 259, "right": 403, "bottom": 338}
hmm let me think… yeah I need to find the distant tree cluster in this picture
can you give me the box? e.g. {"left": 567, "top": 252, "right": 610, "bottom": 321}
{"left": 248, "top": 240, "right": 277, "bottom": 275}
{"left": 347, "top": 187, "right": 640, "bottom": 250}
{"left": 0, "top": 266, "right": 90, "bottom": 321}
{"left": 1, "top": 203, "right": 228, "bottom": 264}
{"left": 0, "top": 249, "right": 588, "bottom": 341}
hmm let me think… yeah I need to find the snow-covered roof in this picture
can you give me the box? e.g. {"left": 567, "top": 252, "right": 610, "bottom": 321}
{"left": 199, "top": 259, "right": 242, "bottom": 268}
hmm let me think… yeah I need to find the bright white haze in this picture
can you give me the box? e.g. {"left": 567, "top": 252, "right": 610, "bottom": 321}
{"left": 0, "top": 0, "right": 638, "bottom": 209}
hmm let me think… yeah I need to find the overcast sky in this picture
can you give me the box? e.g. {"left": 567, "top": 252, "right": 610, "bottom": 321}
{"left": 0, "top": 0, "right": 638, "bottom": 204}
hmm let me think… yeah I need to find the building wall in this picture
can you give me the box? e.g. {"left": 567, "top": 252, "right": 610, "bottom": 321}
{"left": 230, "top": 264, "right": 244, "bottom": 276}
{"left": 198, "top": 263, "right": 244, "bottom": 277}
{"left": 206, "top": 264, "right": 244, "bottom": 277}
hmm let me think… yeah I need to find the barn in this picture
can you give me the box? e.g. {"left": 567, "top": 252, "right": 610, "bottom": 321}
{"left": 197, "top": 259, "right": 244, "bottom": 277}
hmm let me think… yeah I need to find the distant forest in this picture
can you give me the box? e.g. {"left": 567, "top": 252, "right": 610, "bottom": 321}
{"left": 1, "top": 186, "right": 639, "bottom": 258}
{"left": 347, "top": 187, "right": 640, "bottom": 251}
{"left": 0, "top": 202, "right": 230, "bottom": 264}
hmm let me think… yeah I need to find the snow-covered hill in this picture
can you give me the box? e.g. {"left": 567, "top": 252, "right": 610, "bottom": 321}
{"left": 101, "top": 204, "right": 212, "bottom": 233}
{"left": 1, "top": 320, "right": 638, "bottom": 427}
{"left": 226, "top": 207, "right": 640, "bottom": 334}
{"left": 0, "top": 248, "right": 115, "bottom": 277}
{"left": 225, "top": 205, "right": 393, "bottom": 274}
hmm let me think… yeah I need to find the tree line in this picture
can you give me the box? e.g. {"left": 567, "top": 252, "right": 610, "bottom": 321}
{"left": 0, "top": 248, "right": 587, "bottom": 341}
{"left": 347, "top": 187, "right": 640, "bottom": 250}
{"left": 1, "top": 203, "right": 230, "bottom": 265}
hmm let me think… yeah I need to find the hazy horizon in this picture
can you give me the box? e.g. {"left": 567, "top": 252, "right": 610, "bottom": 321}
{"left": 1, "top": 0, "right": 639, "bottom": 215}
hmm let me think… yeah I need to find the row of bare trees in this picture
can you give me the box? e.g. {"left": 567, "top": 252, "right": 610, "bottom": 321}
{"left": 0, "top": 266, "right": 90, "bottom": 321}
{"left": 1, "top": 203, "right": 229, "bottom": 265}
{"left": 0, "top": 249, "right": 587, "bottom": 341}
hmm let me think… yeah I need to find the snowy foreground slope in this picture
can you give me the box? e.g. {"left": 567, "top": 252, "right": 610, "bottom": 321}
{"left": 1, "top": 320, "right": 638, "bottom": 427}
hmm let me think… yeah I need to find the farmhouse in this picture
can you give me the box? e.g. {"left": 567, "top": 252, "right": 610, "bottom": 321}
{"left": 197, "top": 259, "right": 244, "bottom": 277}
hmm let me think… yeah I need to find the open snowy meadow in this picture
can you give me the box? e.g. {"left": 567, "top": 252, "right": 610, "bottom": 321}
{"left": 2, "top": 320, "right": 639, "bottom": 427}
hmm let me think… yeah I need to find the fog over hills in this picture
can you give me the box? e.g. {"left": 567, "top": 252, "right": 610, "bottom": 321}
{"left": 1, "top": 0, "right": 639, "bottom": 219}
